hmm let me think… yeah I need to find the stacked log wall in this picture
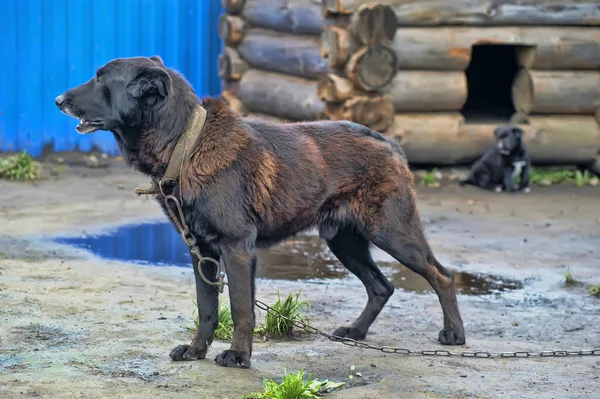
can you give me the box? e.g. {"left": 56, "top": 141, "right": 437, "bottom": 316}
{"left": 322, "top": 1, "right": 600, "bottom": 166}
{"left": 219, "top": 0, "right": 396, "bottom": 131}
{"left": 220, "top": 0, "right": 600, "bottom": 167}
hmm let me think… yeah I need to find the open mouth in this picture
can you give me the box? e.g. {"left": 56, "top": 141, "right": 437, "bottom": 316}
{"left": 76, "top": 120, "right": 104, "bottom": 134}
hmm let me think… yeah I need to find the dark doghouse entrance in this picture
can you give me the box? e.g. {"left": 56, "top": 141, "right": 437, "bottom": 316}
{"left": 460, "top": 44, "right": 521, "bottom": 123}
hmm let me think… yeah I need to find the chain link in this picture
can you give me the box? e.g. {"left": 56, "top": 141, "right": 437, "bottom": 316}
{"left": 163, "top": 193, "right": 227, "bottom": 293}
{"left": 254, "top": 300, "right": 600, "bottom": 359}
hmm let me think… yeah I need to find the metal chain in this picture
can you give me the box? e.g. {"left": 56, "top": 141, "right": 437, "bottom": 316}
{"left": 160, "top": 181, "right": 599, "bottom": 359}
{"left": 254, "top": 300, "right": 600, "bottom": 359}
{"left": 162, "top": 191, "right": 227, "bottom": 293}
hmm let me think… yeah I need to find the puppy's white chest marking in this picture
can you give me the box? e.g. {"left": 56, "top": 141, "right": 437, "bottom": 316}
{"left": 512, "top": 161, "right": 526, "bottom": 179}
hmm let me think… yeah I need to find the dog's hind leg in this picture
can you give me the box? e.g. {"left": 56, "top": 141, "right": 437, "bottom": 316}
{"left": 370, "top": 197, "right": 465, "bottom": 345}
{"left": 326, "top": 228, "right": 395, "bottom": 340}
{"left": 170, "top": 244, "right": 220, "bottom": 361}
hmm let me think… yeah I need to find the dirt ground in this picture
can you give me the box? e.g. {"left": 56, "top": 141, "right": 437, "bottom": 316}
{"left": 1, "top": 156, "right": 599, "bottom": 399}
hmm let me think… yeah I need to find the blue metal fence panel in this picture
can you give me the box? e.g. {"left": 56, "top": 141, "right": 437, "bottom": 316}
{"left": 0, "top": 0, "right": 223, "bottom": 155}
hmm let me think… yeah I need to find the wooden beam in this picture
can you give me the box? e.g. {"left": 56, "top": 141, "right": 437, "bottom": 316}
{"left": 387, "top": 113, "right": 600, "bottom": 165}
{"left": 390, "top": 1, "right": 600, "bottom": 27}
{"left": 237, "top": 29, "right": 331, "bottom": 80}
{"left": 241, "top": 0, "right": 325, "bottom": 35}
{"left": 382, "top": 71, "right": 467, "bottom": 112}
{"left": 391, "top": 27, "right": 600, "bottom": 70}
{"left": 238, "top": 69, "right": 325, "bottom": 121}
{"left": 512, "top": 70, "right": 600, "bottom": 114}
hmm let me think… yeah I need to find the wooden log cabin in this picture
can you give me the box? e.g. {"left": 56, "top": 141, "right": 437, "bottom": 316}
{"left": 219, "top": 0, "right": 600, "bottom": 167}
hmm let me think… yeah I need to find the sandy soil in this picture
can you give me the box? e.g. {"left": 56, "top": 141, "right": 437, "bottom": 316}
{"left": 1, "top": 156, "right": 599, "bottom": 399}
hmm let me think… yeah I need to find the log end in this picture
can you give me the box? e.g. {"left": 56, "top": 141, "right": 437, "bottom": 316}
{"left": 322, "top": 27, "right": 353, "bottom": 69}
{"left": 219, "top": 14, "right": 246, "bottom": 47}
{"left": 346, "top": 46, "right": 398, "bottom": 91}
{"left": 322, "top": 0, "right": 351, "bottom": 17}
{"left": 317, "top": 74, "right": 357, "bottom": 103}
{"left": 512, "top": 69, "right": 533, "bottom": 114}
{"left": 221, "top": 0, "right": 245, "bottom": 15}
{"left": 324, "top": 96, "right": 394, "bottom": 132}
{"left": 218, "top": 47, "right": 249, "bottom": 80}
{"left": 221, "top": 90, "right": 247, "bottom": 115}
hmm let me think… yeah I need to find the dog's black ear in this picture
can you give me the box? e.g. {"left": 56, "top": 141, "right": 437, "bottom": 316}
{"left": 149, "top": 55, "right": 164, "bottom": 66}
{"left": 127, "top": 67, "right": 172, "bottom": 99}
{"left": 512, "top": 127, "right": 524, "bottom": 139}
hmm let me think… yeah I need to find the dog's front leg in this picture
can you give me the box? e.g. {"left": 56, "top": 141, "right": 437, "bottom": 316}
{"left": 170, "top": 243, "right": 220, "bottom": 361}
{"left": 214, "top": 241, "right": 256, "bottom": 368}
{"left": 502, "top": 168, "right": 517, "bottom": 193}
{"left": 519, "top": 162, "right": 531, "bottom": 193}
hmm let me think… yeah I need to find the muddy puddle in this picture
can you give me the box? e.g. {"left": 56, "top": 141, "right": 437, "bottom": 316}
{"left": 55, "top": 222, "right": 523, "bottom": 296}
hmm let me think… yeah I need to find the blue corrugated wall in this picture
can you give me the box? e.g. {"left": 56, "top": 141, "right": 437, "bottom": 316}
{"left": 0, "top": 0, "right": 223, "bottom": 156}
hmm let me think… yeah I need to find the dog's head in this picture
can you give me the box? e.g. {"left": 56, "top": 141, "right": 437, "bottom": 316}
{"left": 493, "top": 124, "right": 524, "bottom": 156}
{"left": 55, "top": 56, "right": 172, "bottom": 134}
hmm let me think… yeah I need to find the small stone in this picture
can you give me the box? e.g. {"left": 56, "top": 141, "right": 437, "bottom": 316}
{"left": 87, "top": 155, "right": 99, "bottom": 168}
{"left": 590, "top": 177, "right": 599, "bottom": 187}
{"left": 512, "top": 321, "right": 519, "bottom": 326}
{"left": 117, "top": 183, "right": 125, "bottom": 190}
{"left": 101, "top": 153, "right": 108, "bottom": 159}
{"left": 460, "top": 374, "right": 467, "bottom": 378}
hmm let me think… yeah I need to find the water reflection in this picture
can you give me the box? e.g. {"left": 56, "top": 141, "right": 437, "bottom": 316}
{"left": 56, "top": 222, "right": 522, "bottom": 295}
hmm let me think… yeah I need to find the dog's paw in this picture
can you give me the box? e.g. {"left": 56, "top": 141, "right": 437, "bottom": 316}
{"left": 332, "top": 326, "right": 366, "bottom": 340}
{"left": 214, "top": 350, "right": 251, "bottom": 368}
{"left": 169, "top": 344, "right": 207, "bottom": 361}
{"left": 523, "top": 187, "right": 531, "bottom": 194}
{"left": 494, "top": 186, "right": 502, "bottom": 193}
{"left": 438, "top": 328, "right": 466, "bottom": 345}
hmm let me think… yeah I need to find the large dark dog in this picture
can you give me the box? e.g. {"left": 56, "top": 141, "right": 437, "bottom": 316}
{"left": 55, "top": 56, "right": 465, "bottom": 368}
{"left": 460, "top": 124, "right": 531, "bottom": 193}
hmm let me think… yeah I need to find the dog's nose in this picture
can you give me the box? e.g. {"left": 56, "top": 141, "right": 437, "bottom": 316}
{"left": 55, "top": 94, "right": 65, "bottom": 107}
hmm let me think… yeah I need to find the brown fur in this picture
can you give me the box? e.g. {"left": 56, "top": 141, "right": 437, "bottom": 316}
{"left": 55, "top": 56, "right": 465, "bottom": 370}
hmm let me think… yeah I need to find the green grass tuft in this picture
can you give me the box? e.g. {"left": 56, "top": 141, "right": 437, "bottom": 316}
{"left": 527, "top": 167, "right": 597, "bottom": 187}
{"left": 565, "top": 267, "right": 578, "bottom": 286}
{"left": 419, "top": 168, "right": 441, "bottom": 187}
{"left": 0, "top": 152, "right": 41, "bottom": 181}
{"left": 187, "top": 301, "right": 235, "bottom": 340}
{"left": 263, "top": 291, "right": 311, "bottom": 337}
{"left": 589, "top": 285, "right": 599, "bottom": 298}
{"left": 243, "top": 368, "right": 345, "bottom": 399}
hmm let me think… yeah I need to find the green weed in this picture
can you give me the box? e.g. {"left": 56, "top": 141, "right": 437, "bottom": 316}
{"left": 565, "top": 268, "right": 578, "bottom": 286}
{"left": 243, "top": 368, "right": 345, "bottom": 399}
{"left": 187, "top": 301, "right": 234, "bottom": 340}
{"left": 528, "top": 167, "right": 597, "bottom": 187}
{"left": 419, "top": 168, "right": 441, "bottom": 187}
{"left": 589, "top": 285, "right": 599, "bottom": 297}
{"left": 0, "top": 152, "right": 41, "bottom": 181}
{"left": 263, "top": 291, "right": 311, "bottom": 337}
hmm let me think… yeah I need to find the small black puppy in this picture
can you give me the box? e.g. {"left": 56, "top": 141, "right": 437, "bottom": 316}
{"left": 460, "top": 124, "right": 531, "bottom": 193}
